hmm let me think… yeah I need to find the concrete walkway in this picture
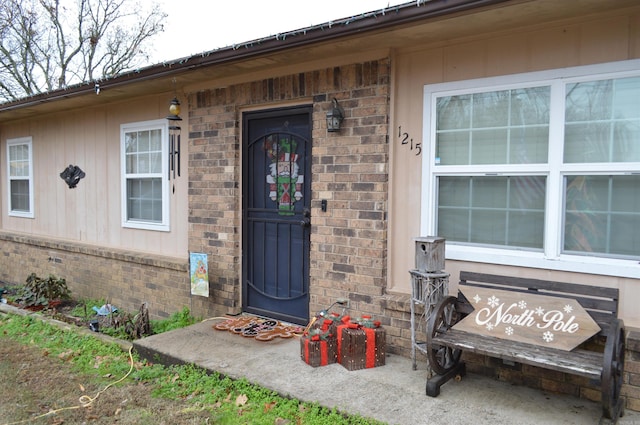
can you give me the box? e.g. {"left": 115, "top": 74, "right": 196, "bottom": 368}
{"left": 133, "top": 319, "right": 639, "bottom": 425}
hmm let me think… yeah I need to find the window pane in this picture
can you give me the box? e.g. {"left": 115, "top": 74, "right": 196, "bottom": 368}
{"left": 125, "top": 132, "right": 138, "bottom": 173}
{"left": 435, "top": 132, "right": 470, "bottom": 165}
{"left": 150, "top": 151, "right": 162, "bottom": 173}
{"left": 511, "top": 87, "right": 551, "bottom": 125}
{"left": 150, "top": 129, "right": 162, "bottom": 150}
{"left": 564, "top": 122, "right": 610, "bottom": 163}
{"left": 565, "top": 80, "right": 613, "bottom": 122}
{"left": 471, "top": 129, "right": 508, "bottom": 164}
{"left": 9, "top": 144, "right": 30, "bottom": 177}
{"left": 125, "top": 129, "right": 163, "bottom": 174}
{"left": 509, "top": 126, "right": 550, "bottom": 164}
{"left": 564, "top": 175, "right": 640, "bottom": 257}
{"left": 472, "top": 176, "right": 507, "bottom": 208}
{"left": 437, "top": 95, "right": 471, "bottom": 130}
{"left": 437, "top": 176, "right": 545, "bottom": 249}
{"left": 127, "top": 178, "right": 163, "bottom": 222}
{"left": 139, "top": 131, "right": 150, "bottom": 153}
{"left": 9, "top": 144, "right": 28, "bottom": 161}
{"left": 470, "top": 210, "right": 507, "bottom": 245}
{"left": 438, "top": 176, "right": 470, "bottom": 207}
{"left": 472, "top": 90, "right": 509, "bottom": 128}
{"left": 610, "top": 215, "right": 640, "bottom": 257}
{"left": 436, "top": 87, "right": 549, "bottom": 165}
{"left": 10, "top": 180, "right": 30, "bottom": 212}
{"left": 565, "top": 77, "right": 640, "bottom": 163}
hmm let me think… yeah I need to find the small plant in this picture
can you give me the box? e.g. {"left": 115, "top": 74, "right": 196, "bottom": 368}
{"left": 17, "top": 273, "right": 71, "bottom": 308}
{"left": 151, "top": 306, "right": 199, "bottom": 334}
{"left": 70, "top": 298, "right": 106, "bottom": 319}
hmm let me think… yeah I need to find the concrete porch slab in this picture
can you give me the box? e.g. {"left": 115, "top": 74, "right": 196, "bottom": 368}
{"left": 133, "top": 319, "right": 639, "bottom": 425}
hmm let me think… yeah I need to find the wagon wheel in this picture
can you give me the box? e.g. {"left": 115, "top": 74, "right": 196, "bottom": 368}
{"left": 602, "top": 319, "right": 625, "bottom": 420}
{"left": 427, "top": 296, "right": 463, "bottom": 375}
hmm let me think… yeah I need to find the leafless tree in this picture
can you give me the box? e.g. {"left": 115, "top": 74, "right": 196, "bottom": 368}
{"left": 0, "top": 0, "right": 166, "bottom": 101}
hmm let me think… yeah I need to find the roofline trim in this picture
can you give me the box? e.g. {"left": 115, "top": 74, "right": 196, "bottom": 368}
{"left": 0, "top": 0, "right": 510, "bottom": 114}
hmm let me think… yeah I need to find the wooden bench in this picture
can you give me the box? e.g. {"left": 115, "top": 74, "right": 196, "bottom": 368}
{"left": 426, "top": 271, "right": 626, "bottom": 424}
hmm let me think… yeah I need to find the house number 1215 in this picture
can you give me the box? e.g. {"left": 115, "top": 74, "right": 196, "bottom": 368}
{"left": 398, "top": 126, "right": 421, "bottom": 156}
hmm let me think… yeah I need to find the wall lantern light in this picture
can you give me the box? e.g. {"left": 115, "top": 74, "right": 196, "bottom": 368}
{"left": 326, "top": 98, "right": 344, "bottom": 133}
{"left": 166, "top": 97, "right": 182, "bottom": 179}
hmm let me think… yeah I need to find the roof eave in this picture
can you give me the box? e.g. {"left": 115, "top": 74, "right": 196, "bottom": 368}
{"left": 0, "top": 0, "right": 509, "bottom": 114}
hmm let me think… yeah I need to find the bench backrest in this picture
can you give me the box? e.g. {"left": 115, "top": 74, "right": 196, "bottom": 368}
{"left": 459, "top": 271, "right": 619, "bottom": 336}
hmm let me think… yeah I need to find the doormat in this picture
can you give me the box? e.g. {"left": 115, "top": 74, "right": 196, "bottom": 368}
{"left": 213, "top": 316, "right": 303, "bottom": 341}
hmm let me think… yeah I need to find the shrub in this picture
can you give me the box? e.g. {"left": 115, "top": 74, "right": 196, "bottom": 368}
{"left": 17, "top": 273, "right": 71, "bottom": 308}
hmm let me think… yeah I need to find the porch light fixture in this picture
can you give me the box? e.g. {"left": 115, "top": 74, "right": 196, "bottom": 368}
{"left": 326, "top": 98, "right": 344, "bottom": 132}
{"left": 166, "top": 97, "right": 182, "bottom": 179}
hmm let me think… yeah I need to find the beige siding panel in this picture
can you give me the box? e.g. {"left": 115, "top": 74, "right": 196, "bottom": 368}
{"left": 528, "top": 25, "right": 580, "bottom": 71}
{"left": 388, "top": 50, "right": 446, "bottom": 292}
{"left": 87, "top": 109, "right": 109, "bottom": 243}
{"left": 443, "top": 41, "right": 488, "bottom": 82}
{"left": 631, "top": 12, "right": 640, "bottom": 57}
{"left": 486, "top": 36, "right": 529, "bottom": 76}
{"left": 578, "top": 16, "right": 631, "bottom": 65}
{"left": 1, "top": 95, "right": 188, "bottom": 259}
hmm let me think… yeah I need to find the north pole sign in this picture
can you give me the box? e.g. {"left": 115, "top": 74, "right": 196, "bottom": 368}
{"left": 453, "top": 287, "right": 601, "bottom": 351}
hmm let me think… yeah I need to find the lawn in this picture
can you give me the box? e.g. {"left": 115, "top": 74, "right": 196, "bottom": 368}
{"left": 0, "top": 310, "right": 383, "bottom": 425}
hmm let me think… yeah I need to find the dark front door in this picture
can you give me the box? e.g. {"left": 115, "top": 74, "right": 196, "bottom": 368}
{"left": 242, "top": 106, "right": 312, "bottom": 325}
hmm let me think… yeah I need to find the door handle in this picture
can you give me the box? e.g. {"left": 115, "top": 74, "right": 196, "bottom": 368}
{"left": 300, "top": 207, "right": 311, "bottom": 227}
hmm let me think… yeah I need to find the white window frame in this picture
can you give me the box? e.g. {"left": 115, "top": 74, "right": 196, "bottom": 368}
{"left": 6, "top": 137, "right": 34, "bottom": 218}
{"left": 120, "top": 119, "right": 170, "bottom": 231}
{"left": 421, "top": 59, "right": 640, "bottom": 279}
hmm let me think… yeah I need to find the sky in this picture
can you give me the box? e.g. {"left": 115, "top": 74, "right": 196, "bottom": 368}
{"left": 149, "top": 0, "right": 407, "bottom": 65}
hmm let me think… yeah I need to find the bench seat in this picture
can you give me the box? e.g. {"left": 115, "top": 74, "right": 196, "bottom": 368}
{"left": 432, "top": 328, "right": 603, "bottom": 379}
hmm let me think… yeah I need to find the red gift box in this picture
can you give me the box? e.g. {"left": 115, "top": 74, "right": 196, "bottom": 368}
{"left": 337, "top": 315, "right": 386, "bottom": 371}
{"left": 300, "top": 319, "right": 338, "bottom": 367}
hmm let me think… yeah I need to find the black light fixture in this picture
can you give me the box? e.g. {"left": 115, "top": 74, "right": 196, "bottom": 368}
{"left": 326, "top": 98, "right": 344, "bottom": 132}
{"left": 166, "top": 97, "right": 182, "bottom": 179}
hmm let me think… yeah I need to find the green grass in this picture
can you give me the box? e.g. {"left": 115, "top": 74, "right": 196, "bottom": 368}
{"left": 0, "top": 313, "right": 384, "bottom": 425}
{"left": 150, "top": 306, "right": 200, "bottom": 334}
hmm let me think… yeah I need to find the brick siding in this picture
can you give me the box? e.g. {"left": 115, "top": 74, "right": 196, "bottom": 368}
{"left": 625, "top": 328, "right": 640, "bottom": 412}
{"left": 186, "top": 58, "right": 404, "bottom": 344}
{"left": 0, "top": 231, "right": 190, "bottom": 319}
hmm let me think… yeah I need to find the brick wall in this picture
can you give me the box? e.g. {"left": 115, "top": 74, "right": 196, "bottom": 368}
{"left": 625, "top": 328, "right": 640, "bottom": 411}
{"left": 0, "top": 231, "right": 190, "bottom": 319}
{"left": 186, "top": 59, "right": 409, "bottom": 345}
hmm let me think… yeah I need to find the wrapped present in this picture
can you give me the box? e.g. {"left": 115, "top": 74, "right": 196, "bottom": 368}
{"left": 300, "top": 319, "right": 338, "bottom": 367}
{"left": 337, "top": 315, "right": 386, "bottom": 371}
{"left": 361, "top": 315, "right": 386, "bottom": 369}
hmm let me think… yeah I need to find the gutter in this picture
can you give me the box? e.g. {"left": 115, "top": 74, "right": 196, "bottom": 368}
{"left": 0, "top": 0, "right": 511, "bottom": 114}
